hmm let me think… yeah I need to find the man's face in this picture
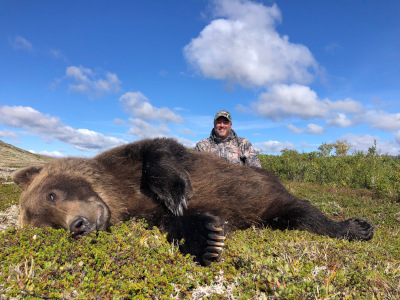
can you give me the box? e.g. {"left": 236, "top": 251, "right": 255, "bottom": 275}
{"left": 214, "top": 117, "right": 232, "bottom": 139}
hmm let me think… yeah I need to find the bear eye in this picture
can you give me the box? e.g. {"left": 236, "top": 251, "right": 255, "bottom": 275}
{"left": 47, "top": 193, "right": 56, "bottom": 202}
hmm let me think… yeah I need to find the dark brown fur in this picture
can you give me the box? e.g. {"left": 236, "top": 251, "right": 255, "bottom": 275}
{"left": 14, "top": 138, "right": 374, "bottom": 265}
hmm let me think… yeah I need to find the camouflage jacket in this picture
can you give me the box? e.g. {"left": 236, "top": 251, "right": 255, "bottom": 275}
{"left": 194, "top": 129, "right": 262, "bottom": 168}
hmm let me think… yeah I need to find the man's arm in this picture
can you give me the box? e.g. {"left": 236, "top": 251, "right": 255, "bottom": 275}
{"left": 240, "top": 139, "right": 262, "bottom": 168}
{"left": 193, "top": 139, "right": 209, "bottom": 152}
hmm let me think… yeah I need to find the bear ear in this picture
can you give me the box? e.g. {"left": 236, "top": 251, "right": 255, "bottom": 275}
{"left": 13, "top": 166, "right": 43, "bottom": 189}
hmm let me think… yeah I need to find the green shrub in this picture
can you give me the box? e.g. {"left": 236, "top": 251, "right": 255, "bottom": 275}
{"left": 259, "top": 151, "right": 400, "bottom": 201}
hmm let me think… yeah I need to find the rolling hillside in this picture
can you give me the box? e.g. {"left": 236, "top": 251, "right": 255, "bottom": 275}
{"left": 0, "top": 140, "right": 55, "bottom": 180}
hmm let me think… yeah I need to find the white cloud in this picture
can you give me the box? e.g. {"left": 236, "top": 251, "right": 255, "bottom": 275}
{"left": 128, "top": 118, "right": 170, "bottom": 139}
{"left": 254, "top": 140, "right": 295, "bottom": 153}
{"left": 184, "top": 0, "right": 318, "bottom": 88}
{"left": 0, "top": 105, "right": 127, "bottom": 152}
{"left": 327, "top": 113, "right": 353, "bottom": 127}
{"left": 360, "top": 110, "right": 400, "bottom": 132}
{"left": 249, "top": 84, "right": 367, "bottom": 123}
{"left": 0, "top": 129, "right": 19, "bottom": 139}
{"left": 345, "top": 133, "right": 399, "bottom": 155}
{"left": 65, "top": 66, "right": 121, "bottom": 98}
{"left": 10, "top": 36, "right": 33, "bottom": 51}
{"left": 252, "top": 84, "right": 329, "bottom": 120}
{"left": 306, "top": 123, "right": 324, "bottom": 134}
{"left": 29, "top": 150, "right": 65, "bottom": 158}
{"left": 286, "top": 124, "right": 303, "bottom": 134}
{"left": 328, "top": 98, "right": 362, "bottom": 113}
{"left": 119, "top": 92, "right": 183, "bottom": 123}
{"left": 171, "top": 136, "right": 196, "bottom": 148}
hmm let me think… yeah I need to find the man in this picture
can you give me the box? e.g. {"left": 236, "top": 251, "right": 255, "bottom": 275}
{"left": 194, "top": 110, "right": 262, "bottom": 168}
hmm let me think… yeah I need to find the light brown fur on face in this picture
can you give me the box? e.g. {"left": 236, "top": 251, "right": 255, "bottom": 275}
{"left": 14, "top": 137, "right": 374, "bottom": 266}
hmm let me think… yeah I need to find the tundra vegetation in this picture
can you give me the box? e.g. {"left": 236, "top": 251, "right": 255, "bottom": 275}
{"left": 0, "top": 140, "right": 399, "bottom": 299}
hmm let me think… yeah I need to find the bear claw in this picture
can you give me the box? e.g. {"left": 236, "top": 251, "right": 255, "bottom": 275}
{"left": 206, "top": 246, "right": 223, "bottom": 253}
{"left": 202, "top": 221, "right": 225, "bottom": 266}
{"left": 208, "top": 233, "right": 225, "bottom": 241}
{"left": 207, "top": 240, "right": 224, "bottom": 247}
{"left": 203, "top": 253, "right": 220, "bottom": 259}
{"left": 205, "top": 223, "right": 223, "bottom": 231}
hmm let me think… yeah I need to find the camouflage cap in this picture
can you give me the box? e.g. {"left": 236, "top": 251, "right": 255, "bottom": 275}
{"left": 214, "top": 110, "right": 232, "bottom": 123}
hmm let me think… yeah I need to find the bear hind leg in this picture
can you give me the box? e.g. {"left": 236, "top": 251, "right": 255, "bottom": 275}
{"left": 338, "top": 217, "right": 375, "bottom": 241}
{"left": 265, "top": 200, "right": 374, "bottom": 241}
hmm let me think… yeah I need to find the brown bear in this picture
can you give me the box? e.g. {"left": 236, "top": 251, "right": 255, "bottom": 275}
{"left": 13, "top": 138, "right": 374, "bottom": 265}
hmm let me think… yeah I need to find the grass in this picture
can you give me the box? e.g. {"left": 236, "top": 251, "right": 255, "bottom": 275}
{"left": 1, "top": 178, "right": 399, "bottom": 299}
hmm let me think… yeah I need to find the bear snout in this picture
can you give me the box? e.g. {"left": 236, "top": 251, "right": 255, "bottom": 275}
{"left": 69, "top": 216, "right": 96, "bottom": 239}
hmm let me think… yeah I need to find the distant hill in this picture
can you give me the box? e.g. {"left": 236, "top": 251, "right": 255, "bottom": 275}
{"left": 0, "top": 140, "right": 54, "bottom": 168}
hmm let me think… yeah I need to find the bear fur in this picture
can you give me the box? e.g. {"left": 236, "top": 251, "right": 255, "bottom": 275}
{"left": 13, "top": 138, "right": 374, "bottom": 265}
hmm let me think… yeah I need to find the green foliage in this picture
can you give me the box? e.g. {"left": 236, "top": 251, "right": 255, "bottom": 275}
{"left": 331, "top": 138, "right": 352, "bottom": 156}
{"left": 318, "top": 142, "right": 333, "bottom": 157}
{"left": 0, "top": 220, "right": 215, "bottom": 298}
{"left": 1, "top": 181, "right": 399, "bottom": 298}
{"left": 0, "top": 183, "right": 21, "bottom": 210}
{"left": 259, "top": 149, "right": 400, "bottom": 201}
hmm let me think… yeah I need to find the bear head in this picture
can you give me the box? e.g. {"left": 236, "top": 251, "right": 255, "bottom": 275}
{"left": 13, "top": 160, "right": 111, "bottom": 239}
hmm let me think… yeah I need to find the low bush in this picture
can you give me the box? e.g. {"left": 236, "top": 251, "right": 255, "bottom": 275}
{"left": 259, "top": 151, "right": 400, "bottom": 201}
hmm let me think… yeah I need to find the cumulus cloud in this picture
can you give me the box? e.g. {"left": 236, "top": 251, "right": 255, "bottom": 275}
{"left": 249, "top": 83, "right": 367, "bottom": 123}
{"left": 328, "top": 98, "right": 362, "bottom": 113}
{"left": 119, "top": 92, "right": 183, "bottom": 123}
{"left": 254, "top": 140, "right": 295, "bottom": 153}
{"left": 345, "top": 133, "right": 399, "bottom": 155}
{"left": 360, "top": 110, "right": 400, "bottom": 132}
{"left": 184, "top": 0, "right": 318, "bottom": 88}
{"left": 306, "top": 123, "right": 324, "bottom": 134}
{"left": 327, "top": 113, "right": 354, "bottom": 127}
{"left": 0, "top": 105, "right": 126, "bottom": 152}
{"left": 287, "top": 123, "right": 324, "bottom": 135}
{"left": 128, "top": 118, "right": 170, "bottom": 139}
{"left": 286, "top": 124, "right": 303, "bottom": 134}
{"left": 251, "top": 84, "right": 329, "bottom": 120}
{"left": 10, "top": 36, "right": 33, "bottom": 51}
{"left": 29, "top": 150, "right": 65, "bottom": 158}
{"left": 64, "top": 65, "right": 121, "bottom": 98}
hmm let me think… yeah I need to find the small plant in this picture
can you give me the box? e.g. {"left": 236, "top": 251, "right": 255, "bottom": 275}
{"left": 259, "top": 141, "right": 400, "bottom": 201}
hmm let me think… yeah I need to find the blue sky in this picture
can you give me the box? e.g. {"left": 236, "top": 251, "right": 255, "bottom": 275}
{"left": 1, "top": 0, "right": 399, "bottom": 157}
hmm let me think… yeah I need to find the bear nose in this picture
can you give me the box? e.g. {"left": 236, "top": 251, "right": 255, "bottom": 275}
{"left": 69, "top": 216, "right": 92, "bottom": 239}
